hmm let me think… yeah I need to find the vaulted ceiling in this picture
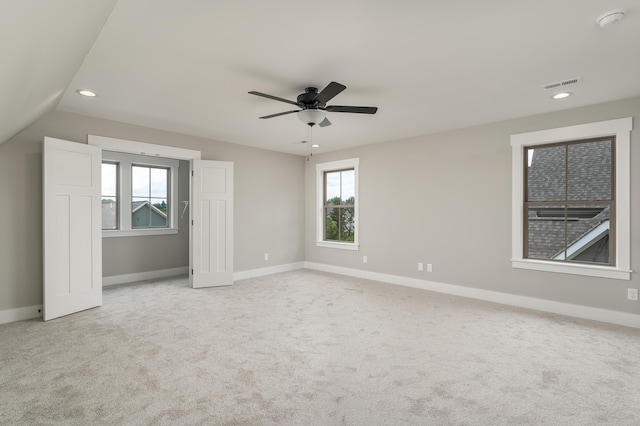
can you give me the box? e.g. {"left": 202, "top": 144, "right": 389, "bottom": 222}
{"left": 2, "top": 1, "right": 639, "bottom": 155}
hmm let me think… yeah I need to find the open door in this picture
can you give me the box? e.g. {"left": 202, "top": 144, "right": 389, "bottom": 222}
{"left": 43, "top": 137, "right": 102, "bottom": 321}
{"left": 191, "top": 160, "right": 233, "bottom": 288}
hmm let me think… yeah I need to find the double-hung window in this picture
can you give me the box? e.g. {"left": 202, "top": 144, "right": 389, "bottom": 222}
{"left": 316, "top": 158, "right": 359, "bottom": 250}
{"left": 524, "top": 138, "right": 614, "bottom": 265}
{"left": 132, "top": 165, "right": 169, "bottom": 228}
{"left": 101, "top": 151, "right": 179, "bottom": 237}
{"left": 511, "top": 118, "right": 631, "bottom": 280}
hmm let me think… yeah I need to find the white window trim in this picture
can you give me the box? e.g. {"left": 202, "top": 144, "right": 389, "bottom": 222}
{"left": 89, "top": 135, "right": 201, "bottom": 238}
{"left": 316, "top": 158, "right": 360, "bottom": 250}
{"left": 101, "top": 151, "right": 179, "bottom": 237}
{"left": 510, "top": 117, "right": 632, "bottom": 280}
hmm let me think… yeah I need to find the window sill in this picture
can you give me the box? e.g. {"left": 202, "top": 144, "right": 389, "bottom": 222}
{"left": 511, "top": 259, "right": 631, "bottom": 280}
{"left": 103, "top": 228, "right": 179, "bottom": 238}
{"left": 316, "top": 241, "right": 360, "bottom": 251}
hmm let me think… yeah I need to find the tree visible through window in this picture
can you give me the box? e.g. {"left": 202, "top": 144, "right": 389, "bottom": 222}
{"left": 324, "top": 169, "right": 355, "bottom": 242}
{"left": 524, "top": 137, "right": 614, "bottom": 265}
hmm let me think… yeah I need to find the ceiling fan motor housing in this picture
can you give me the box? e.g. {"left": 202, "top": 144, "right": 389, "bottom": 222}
{"left": 298, "top": 87, "right": 322, "bottom": 108}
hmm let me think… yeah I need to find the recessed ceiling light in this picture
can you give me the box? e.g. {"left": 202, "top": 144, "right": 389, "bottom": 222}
{"left": 552, "top": 92, "right": 572, "bottom": 100}
{"left": 76, "top": 89, "right": 97, "bottom": 97}
{"left": 311, "top": 144, "right": 320, "bottom": 148}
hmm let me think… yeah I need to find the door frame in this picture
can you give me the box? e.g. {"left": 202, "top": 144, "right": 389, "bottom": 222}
{"left": 88, "top": 135, "right": 232, "bottom": 287}
{"left": 44, "top": 135, "right": 234, "bottom": 320}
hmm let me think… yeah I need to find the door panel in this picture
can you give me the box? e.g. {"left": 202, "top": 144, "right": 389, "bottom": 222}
{"left": 191, "top": 160, "right": 233, "bottom": 288}
{"left": 43, "top": 137, "right": 102, "bottom": 320}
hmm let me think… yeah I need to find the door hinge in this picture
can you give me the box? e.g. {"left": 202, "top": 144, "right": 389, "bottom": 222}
{"left": 192, "top": 219, "right": 194, "bottom": 225}
{"left": 191, "top": 269, "right": 194, "bottom": 275}
{"left": 191, "top": 170, "right": 194, "bottom": 177}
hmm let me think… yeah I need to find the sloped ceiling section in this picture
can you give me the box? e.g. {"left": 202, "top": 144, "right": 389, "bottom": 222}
{"left": 3, "top": 1, "right": 640, "bottom": 154}
{"left": 0, "top": 0, "right": 117, "bottom": 147}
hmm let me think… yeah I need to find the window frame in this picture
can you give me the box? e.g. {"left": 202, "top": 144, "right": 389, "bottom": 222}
{"left": 511, "top": 117, "right": 632, "bottom": 280}
{"left": 523, "top": 137, "right": 615, "bottom": 265}
{"left": 101, "top": 161, "right": 120, "bottom": 230}
{"left": 101, "top": 151, "right": 179, "bottom": 238}
{"left": 316, "top": 158, "right": 359, "bottom": 250}
{"left": 131, "top": 163, "right": 170, "bottom": 229}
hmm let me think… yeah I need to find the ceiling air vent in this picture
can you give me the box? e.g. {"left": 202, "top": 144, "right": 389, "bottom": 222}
{"left": 541, "top": 76, "right": 582, "bottom": 91}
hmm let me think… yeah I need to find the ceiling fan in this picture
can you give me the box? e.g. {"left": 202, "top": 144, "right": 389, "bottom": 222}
{"left": 249, "top": 81, "right": 378, "bottom": 127}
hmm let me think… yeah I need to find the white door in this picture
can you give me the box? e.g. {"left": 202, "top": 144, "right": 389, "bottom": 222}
{"left": 191, "top": 160, "right": 233, "bottom": 288}
{"left": 43, "top": 137, "right": 102, "bottom": 321}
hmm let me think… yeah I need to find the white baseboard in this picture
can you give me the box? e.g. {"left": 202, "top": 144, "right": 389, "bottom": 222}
{"left": 304, "top": 262, "right": 640, "bottom": 329}
{"left": 234, "top": 262, "right": 305, "bottom": 281}
{"left": 0, "top": 305, "right": 42, "bottom": 325}
{"left": 5, "top": 263, "right": 637, "bottom": 329}
{"left": 102, "top": 267, "right": 189, "bottom": 286}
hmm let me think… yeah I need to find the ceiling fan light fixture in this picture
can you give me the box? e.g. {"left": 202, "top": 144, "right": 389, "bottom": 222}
{"left": 297, "top": 109, "right": 326, "bottom": 126}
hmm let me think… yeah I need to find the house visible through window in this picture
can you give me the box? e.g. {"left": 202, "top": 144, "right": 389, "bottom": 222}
{"left": 525, "top": 138, "right": 614, "bottom": 265}
{"left": 132, "top": 165, "right": 169, "bottom": 228}
{"left": 101, "top": 151, "right": 179, "bottom": 237}
{"left": 511, "top": 117, "right": 631, "bottom": 280}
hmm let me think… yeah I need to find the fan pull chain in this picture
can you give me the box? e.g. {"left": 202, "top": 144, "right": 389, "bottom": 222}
{"left": 307, "top": 124, "right": 313, "bottom": 160}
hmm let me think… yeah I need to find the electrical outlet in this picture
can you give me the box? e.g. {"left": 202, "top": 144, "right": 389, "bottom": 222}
{"left": 264, "top": 253, "right": 269, "bottom": 261}
{"left": 427, "top": 264, "right": 433, "bottom": 272}
{"left": 418, "top": 262, "right": 424, "bottom": 271}
{"left": 628, "top": 288, "right": 638, "bottom": 301}
{"left": 363, "top": 256, "right": 368, "bottom": 264}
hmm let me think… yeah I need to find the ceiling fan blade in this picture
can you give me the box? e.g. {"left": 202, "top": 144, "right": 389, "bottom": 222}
{"left": 249, "top": 91, "right": 299, "bottom": 106}
{"left": 259, "top": 110, "right": 299, "bottom": 119}
{"left": 313, "top": 82, "right": 346, "bottom": 105}
{"left": 319, "top": 117, "right": 332, "bottom": 127}
{"left": 325, "top": 105, "right": 378, "bottom": 114}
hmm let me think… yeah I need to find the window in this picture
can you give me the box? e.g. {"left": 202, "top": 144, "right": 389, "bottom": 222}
{"left": 101, "top": 162, "right": 118, "bottom": 230}
{"left": 324, "top": 169, "right": 356, "bottom": 242}
{"left": 511, "top": 118, "right": 631, "bottom": 280}
{"left": 316, "top": 158, "right": 359, "bottom": 250}
{"left": 525, "top": 138, "right": 614, "bottom": 265}
{"left": 101, "top": 151, "right": 179, "bottom": 237}
{"left": 132, "top": 165, "right": 169, "bottom": 228}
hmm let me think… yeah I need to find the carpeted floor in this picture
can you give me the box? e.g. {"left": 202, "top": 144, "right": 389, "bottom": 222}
{"left": 1, "top": 269, "right": 639, "bottom": 425}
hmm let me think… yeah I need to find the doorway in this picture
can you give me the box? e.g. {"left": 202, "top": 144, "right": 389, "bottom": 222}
{"left": 42, "top": 135, "right": 233, "bottom": 320}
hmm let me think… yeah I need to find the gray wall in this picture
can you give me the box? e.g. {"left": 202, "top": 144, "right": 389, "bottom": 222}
{"left": 305, "top": 96, "right": 640, "bottom": 315}
{"left": 2, "top": 98, "right": 639, "bottom": 317}
{"left": 0, "top": 110, "right": 305, "bottom": 311}
{"left": 102, "top": 159, "right": 190, "bottom": 278}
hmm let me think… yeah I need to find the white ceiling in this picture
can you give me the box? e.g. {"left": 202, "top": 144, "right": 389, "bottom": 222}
{"left": 3, "top": 1, "right": 639, "bottom": 155}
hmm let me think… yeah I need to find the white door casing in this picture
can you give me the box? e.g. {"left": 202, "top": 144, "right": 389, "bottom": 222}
{"left": 191, "top": 160, "right": 234, "bottom": 288}
{"left": 43, "top": 135, "right": 232, "bottom": 320}
{"left": 43, "top": 137, "right": 102, "bottom": 321}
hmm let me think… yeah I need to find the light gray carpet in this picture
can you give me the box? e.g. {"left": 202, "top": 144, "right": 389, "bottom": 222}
{"left": 1, "top": 269, "right": 639, "bottom": 425}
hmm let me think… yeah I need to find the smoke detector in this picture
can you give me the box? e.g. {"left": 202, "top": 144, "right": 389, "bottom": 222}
{"left": 597, "top": 9, "right": 626, "bottom": 28}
